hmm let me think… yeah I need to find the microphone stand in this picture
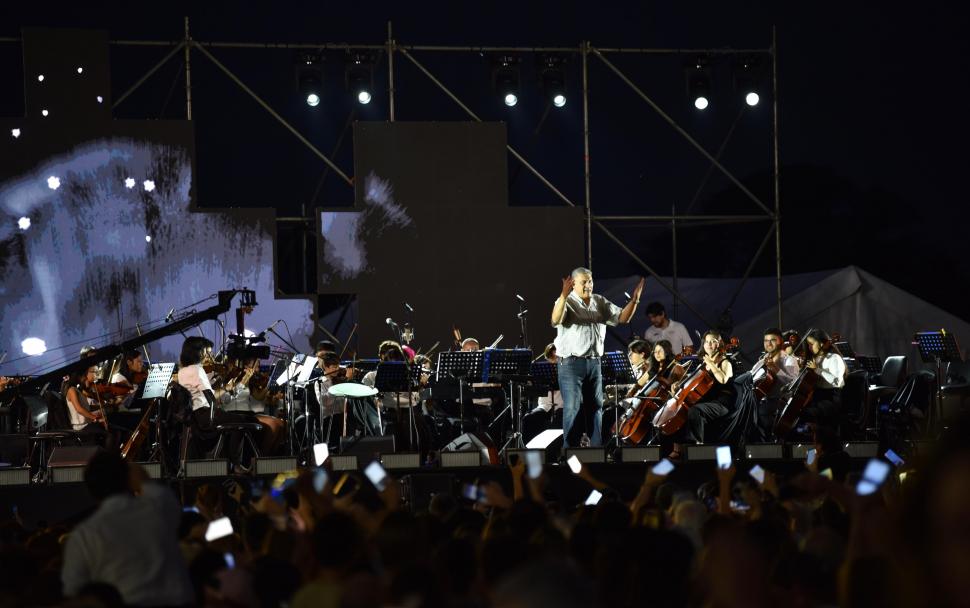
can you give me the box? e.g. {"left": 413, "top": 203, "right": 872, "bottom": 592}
{"left": 517, "top": 301, "right": 530, "bottom": 349}
{"left": 267, "top": 325, "right": 300, "bottom": 355}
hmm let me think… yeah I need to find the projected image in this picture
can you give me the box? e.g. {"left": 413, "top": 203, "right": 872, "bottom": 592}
{"left": 0, "top": 137, "right": 313, "bottom": 375}
{"left": 320, "top": 171, "right": 416, "bottom": 282}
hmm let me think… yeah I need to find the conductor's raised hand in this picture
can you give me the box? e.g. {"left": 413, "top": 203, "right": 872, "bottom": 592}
{"left": 631, "top": 277, "right": 646, "bottom": 300}
{"left": 561, "top": 276, "right": 575, "bottom": 298}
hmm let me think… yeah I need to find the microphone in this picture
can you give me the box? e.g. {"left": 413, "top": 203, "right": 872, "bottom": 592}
{"left": 516, "top": 309, "right": 529, "bottom": 319}
{"left": 164, "top": 308, "right": 175, "bottom": 323}
{"left": 404, "top": 303, "right": 414, "bottom": 313}
{"left": 256, "top": 319, "right": 283, "bottom": 340}
{"left": 386, "top": 318, "right": 400, "bottom": 329}
{"left": 515, "top": 294, "right": 525, "bottom": 302}
{"left": 624, "top": 292, "right": 632, "bottom": 300}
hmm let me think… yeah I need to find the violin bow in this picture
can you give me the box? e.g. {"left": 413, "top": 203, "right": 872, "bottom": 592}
{"left": 338, "top": 323, "right": 358, "bottom": 359}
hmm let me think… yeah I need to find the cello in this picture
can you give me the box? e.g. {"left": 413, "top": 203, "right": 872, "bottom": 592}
{"left": 773, "top": 331, "right": 822, "bottom": 438}
{"left": 615, "top": 361, "right": 687, "bottom": 444}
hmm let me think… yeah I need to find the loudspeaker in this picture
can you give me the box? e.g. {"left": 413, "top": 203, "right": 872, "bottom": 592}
{"left": 49, "top": 446, "right": 101, "bottom": 467}
{"left": 0, "top": 434, "right": 28, "bottom": 466}
{"left": 442, "top": 432, "right": 498, "bottom": 465}
{"left": 340, "top": 435, "right": 395, "bottom": 460}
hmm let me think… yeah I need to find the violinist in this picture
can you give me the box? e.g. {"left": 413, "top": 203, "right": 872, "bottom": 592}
{"left": 110, "top": 350, "right": 146, "bottom": 388}
{"left": 220, "top": 356, "right": 286, "bottom": 454}
{"left": 62, "top": 366, "right": 109, "bottom": 441}
{"left": 781, "top": 330, "right": 799, "bottom": 357}
{"left": 627, "top": 340, "right": 652, "bottom": 389}
{"left": 677, "top": 330, "right": 736, "bottom": 450}
{"left": 750, "top": 328, "right": 800, "bottom": 439}
{"left": 800, "top": 329, "right": 846, "bottom": 429}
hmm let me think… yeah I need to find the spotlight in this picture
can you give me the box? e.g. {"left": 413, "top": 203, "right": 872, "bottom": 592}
{"left": 37, "top": 74, "right": 44, "bottom": 82}
{"left": 734, "top": 56, "right": 764, "bottom": 107}
{"left": 77, "top": 67, "right": 83, "bottom": 74}
{"left": 18, "top": 217, "right": 30, "bottom": 230}
{"left": 11, "top": 128, "right": 20, "bottom": 138}
{"left": 539, "top": 54, "right": 567, "bottom": 108}
{"left": 21, "top": 337, "right": 46, "bottom": 356}
{"left": 41, "top": 109, "right": 49, "bottom": 117}
{"left": 345, "top": 51, "right": 375, "bottom": 105}
{"left": 124, "top": 177, "right": 135, "bottom": 189}
{"left": 143, "top": 180, "right": 156, "bottom": 192}
{"left": 686, "top": 56, "right": 712, "bottom": 111}
{"left": 296, "top": 52, "right": 323, "bottom": 108}
{"left": 492, "top": 55, "right": 520, "bottom": 108}
{"left": 47, "top": 176, "right": 60, "bottom": 190}
{"left": 96, "top": 95, "right": 103, "bottom": 104}
{"left": 145, "top": 235, "right": 152, "bottom": 243}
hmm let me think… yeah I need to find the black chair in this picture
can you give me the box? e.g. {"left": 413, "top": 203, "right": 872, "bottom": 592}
{"left": 212, "top": 422, "right": 263, "bottom": 472}
{"left": 940, "top": 360, "right": 970, "bottom": 423}
{"left": 24, "top": 391, "right": 83, "bottom": 481}
{"left": 867, "top": 356, "right": 908, "bottom": 404}
{"left": 841, "top": 370, "right": 871, "bottom": 439}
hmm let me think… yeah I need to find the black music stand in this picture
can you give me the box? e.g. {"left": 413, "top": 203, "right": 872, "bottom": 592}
{"left": 915, "top": 330, "right": 963, "bottom": 434}
{"left": 530, "top": 360, "right": 559, "bottom": 393}
{"left": 482, "top": 349, "right": 533, "bottom": 453}
{"left": 601, "top": 351, "right": 635, "bottom": 450}
{"left": 436, "top": 351, "right": 484, "bottom": 434}
{"left": 375, "top": 362, "right": 415, "bottom": 450}
{"left": 141, "top": 363, "right": 175, "bottom": 471}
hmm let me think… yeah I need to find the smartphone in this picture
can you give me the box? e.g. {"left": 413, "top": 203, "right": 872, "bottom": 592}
{"left": 364, "top": 461, "right": 389, "bottom": 491}
{"left": 461, "top": 483, "right": 486, "bottom": 503}
{"left": 715, "top": 446, "right": 732, "bottom": 470}
{"left": 525, "top": 451, "right": 543, "bottom": 479}
{"left": 250, "top": 480, "right": 264, "bottom": 500}
{"left": 567, "top": 455, "right": 582, "bottom": 474}
{"left": 651, "top": 458, "right": 675, "bottom": 476}
{"left": 856, "top": 458, "right": 891, "bottom": 496}
{"left": 205, "top": 516, "right": 233, "bottom": 542}
{"left": 884, "top": 449, "right": 904, "bottom": 467}
{"left": 312, "top": 468, "right": 328, "bottom": 494}
{"left": 313, "top": 442, "right": 329, "bottom": 466}
{"left": 749, "top": 464, "right": 765, "bottom": 484}
{"left": 224, "top": 552, "right": 235, "bottom": 569}
{"left": 584, "top": 489, "right": 603, "bottom": 506}
{"left": 806, "top": 448, "right": 817, "bottom": 466}
{"left": 182, "top": 506, "right": 200, "bottom": 513}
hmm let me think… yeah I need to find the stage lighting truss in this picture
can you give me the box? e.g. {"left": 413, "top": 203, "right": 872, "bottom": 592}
{"left": 346, "top": 51, "right": 375, "bottom": 105}
{"left": 733, "top": 55, "right": 763, "bottom": 107}
{"left": 539, "top": 54, "right": 567, "bottom": 108}
{"left": 296, "top": 51, "right": 323, "bottom": 107}
{"left": 686, "top": 56, "right": 713, "bottom": 110}
{"left": 491, "top": 55, "right": 521, "bottom": 107}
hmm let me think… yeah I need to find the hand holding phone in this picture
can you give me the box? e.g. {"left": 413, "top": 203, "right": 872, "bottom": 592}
{"left": 313, "top": 442, "right": 329, "bottom": 466}
{"left": 884, "top": 449, "right": 904, "bottom": 467}
{"left": 716, "top": 446, "right": 732, "bottom": 470}
{"left": 749, "top": 464, "right": 765, "bottom": 484}
{"left": 805, "top": 448, "right": 817, "bottom": 466}
{"left": 313, "top": 468, "right": 329, "bottom": 494}
{"left": 567, "top": 455, "right": 582, "bottom": 474}
{"left": 856, "top": 459, "right": 891, "bottom": 496}
{"left": 584, "top": 489, "right": 603, "bottom": 505}
{"left": 525, "top": 451, "right": 543, "bottom": 479}
{"left": 462, "top": 483, "right": 487, "bottom": 504}
{"left": 364, "top": 461, "right": 389, "bottom": 491}
{"left": 651, "top": 458, "right": 675, "bottom": 476}
{"left": 205, "top": 516, "right": 233, "bottom": 542}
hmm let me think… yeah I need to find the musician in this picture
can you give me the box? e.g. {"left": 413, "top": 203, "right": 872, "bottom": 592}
{"left": 643, "top": 302, "right": 693, "bottom": 356}
{"left": 313, "top": 352, "right": 346, "bottom": 444}
{"left": 460, "top": 338, "right": 480, "bottom": 352}
{"left": 110, "top": 350, "right": 145, "bottom": 388}
{"left": 801, "top": 329, "right": 846, "bottom": 429}
{"left": 781, "top": 330, "right": 799, "bottom": 357}
{"left": 627, "top": 340, "right": 652, "bottom": 388}
{"left": 646, "top": 339, "right": 677, "bottom": 384}
{"left": 750, "top": 328, "right": 800, "bottom": 439}
{"left": 532, "top": 343, "right": 561, "bottom": 413}
{"left": 552, "top": 267, "right": 645, "bottom": 447}
{"left": 678, "top": 331, "right": 736, "bottom": 450}
{"left": 220, "top": 356, "right": 285, "bottom": 454}
{"left": 63, "top": 366, "right": 108, "bottom": 438}
{"left": 315, "top": 340, "right": 337, "bottom": 357}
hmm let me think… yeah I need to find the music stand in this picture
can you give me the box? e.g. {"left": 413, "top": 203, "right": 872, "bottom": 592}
{"left": 601, "top": 351, "right": 635, "bottom": 451}
{"left": 376, "top": 362, "right": 414, "bottom": 450}
{"left": 834, "top": 340, "right": 856, "bottom": 359}
{"left": 141, "top": 363, "right": 176, "bottom": 471}
{"left": 855, "top": 355, "right": 883, "bottom": 376}
{"left": 436, "top": 351, "right": 484, "bottom": 434}
{"left": 530, "top": 360, "right": 559, "bottom": 392}
{"left": 915, "top": 330, "right": 963, "bottom": 434}
{"left": 482, "top": 349, "right": 533, "bottom": 453}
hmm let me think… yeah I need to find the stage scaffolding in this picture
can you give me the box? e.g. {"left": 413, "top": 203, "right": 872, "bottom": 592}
{"left": 1, "top": 20, "right": 784, "bottom": 328}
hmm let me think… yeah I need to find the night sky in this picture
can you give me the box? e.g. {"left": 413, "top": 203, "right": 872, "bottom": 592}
{"left": 2, "top": 2, "right": 967, "bottom": 320}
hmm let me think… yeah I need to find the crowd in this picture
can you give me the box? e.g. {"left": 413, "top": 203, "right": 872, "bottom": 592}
{"left": 2, "top": 414, "right": 970, "bottom": 608}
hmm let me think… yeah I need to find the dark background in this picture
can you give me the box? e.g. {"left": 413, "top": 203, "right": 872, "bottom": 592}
{"left": 1, "top": 2, "right": 967, "bottom": 328}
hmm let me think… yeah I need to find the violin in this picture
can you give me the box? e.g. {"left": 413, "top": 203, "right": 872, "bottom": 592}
{"left": 130, "top": 370, "right": 149, "bottom": 385}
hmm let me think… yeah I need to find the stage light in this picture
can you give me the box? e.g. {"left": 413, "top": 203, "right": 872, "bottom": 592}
{"left": 21, "top": 338, "right": 46, "bottom": 356}
{"left": 18, "top": 217, "right": 30, "bottom": 230}
{"left": 143, "top": 180, "right": 155, "bottom": 192}
{"left": 734, "top": 56, "right": 763, "bottom": 108}
{"left": 77, "top": 67, "right": 83, "bottom": 74}
{"left": 145, "top": 235, "right": 152, "bottom": 243}
{"left": 37, "top": 74, "right": 44, "bottom": 82}
{"left": 345, "top": 52, "right": 375, "bottom": 106}
{"left": 539, "top": 54, "right": 567, "bottom": 108}
{"left": 686, "top": 57, "right": 712, "bottom": 111}
{"left": 297, "top": 52, "right": 323, "bottom": 108}
{"left": 96, "top": 96, "right": 103, "bottom": 104}
{"left": 492, "top": 55, "right": 520, "bottom": 108}
{"left": 745, "top": 92, "right": 760, "bottom": 107}
{"left": 11, "top": 128, "right": 20, "bottom": 138}
{"left": 47, "top": 176, "right": 60, "bottom": 190}
{"left": 41, "top": 109, "right": 49, "bottom": 117}
{"left": 124, "top": 177, "right": 135, "bottom": 189}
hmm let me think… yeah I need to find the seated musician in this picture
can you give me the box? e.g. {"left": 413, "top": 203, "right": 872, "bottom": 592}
{"left": 800, "top": 329, "right": 847, "bottom": 430}
{"left": 535, "top": 343, "right": 562, "bottom": 413}
{"left": 646, "top": 339, "right": 678, "bottom": 385}
{"left": 750, "top": 327, "right": 800, "bottom": 439}
{"left": 672, "top": 331, "right": 736, "bottom": 457}
{"left": 627, "top": 340, "right": 652, "bottom": 389}
{"left": 781, "top": 330, "right": 799, "bottom": 357}
{"left": 460, "top": 338, "right": 480, "bottom": 352}
{"left": 313, "top": 352, "right": 347, "bottom": 444}
{"left": 110, "top": 350, "right": 145, "bottom": 388}
{"left": 62, "top": 366, "right": 109, "bottom": 441}
{"left": 176, "top": 337, "right": 254, "bottom": 467}
{"left": 220, "top": 356, "right": 285, "bottom": 454}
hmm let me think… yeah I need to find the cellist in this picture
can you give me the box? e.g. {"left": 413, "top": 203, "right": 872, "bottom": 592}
{"left": 800, "top": 329, "right": 846, "bottom": 429}
{"left": 671, "top": 331, "right": 736, "bottom": 457}
{"left": 750, "top": 327, "right": 800, "bottom": 440}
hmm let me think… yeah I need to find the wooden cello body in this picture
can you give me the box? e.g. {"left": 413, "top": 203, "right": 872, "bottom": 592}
{"left": 615, "top": 363, "right": 687, "bottom": 444}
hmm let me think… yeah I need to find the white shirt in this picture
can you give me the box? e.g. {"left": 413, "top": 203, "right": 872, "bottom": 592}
{"left": 537, "top": 389, "right": 561, "bottom": 412}
{"left": 177, "top": 364, "right": 212, "bottom": 411}
{"left": 314, "top": 375, "right": 344, "bottom": 418}
{"left": 62, "top": 483, "right": 194, "bottom": 606}
{"left": 553, "top": 293, "right": 622, "bottom": 358}
{"left": 223, "top": 384, "right": 265, "bottom": 413}
{"left": 815, "top": 352, "right": 847, "bottom": 389}
{"left": 751, "top": 352, "right": 800, "bottom": 397}
{"left": 643, "top": 319, "right": 693, "bottom": 356}
{"left": 66, "top": 388, "right": 91, "bottom": 430}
